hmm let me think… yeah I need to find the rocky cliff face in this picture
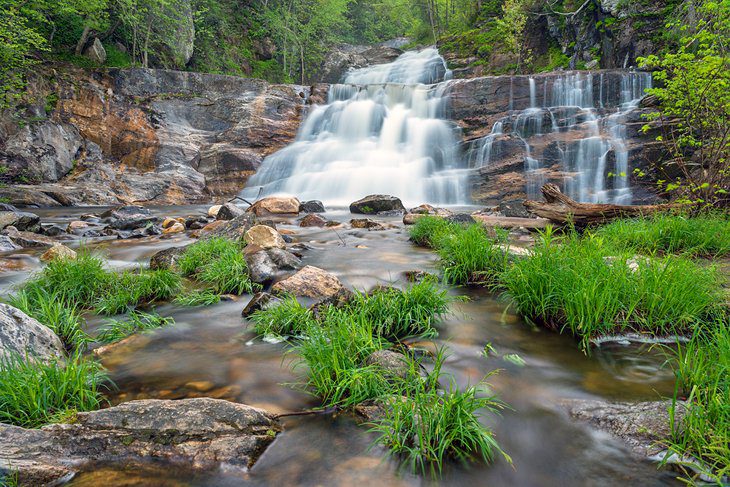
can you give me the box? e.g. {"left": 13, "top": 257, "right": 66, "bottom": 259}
{"left": 0, "top": 67, "right": 309, "bottom": 206}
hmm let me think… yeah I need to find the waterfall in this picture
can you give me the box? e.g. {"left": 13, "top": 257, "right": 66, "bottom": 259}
{"left": 241, "top": 48, "right": 466, "bottom": 207}
{"left": 465, "top": 70, "right": 651, "bottom": 204}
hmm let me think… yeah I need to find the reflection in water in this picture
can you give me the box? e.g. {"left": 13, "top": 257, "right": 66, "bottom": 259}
{"left": 0, "top": 207, "right": 679, "bottom": 486}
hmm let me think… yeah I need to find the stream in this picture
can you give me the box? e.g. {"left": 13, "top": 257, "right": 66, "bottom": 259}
{"left": 0, "top": 206, "right": 681, "bottom": 486}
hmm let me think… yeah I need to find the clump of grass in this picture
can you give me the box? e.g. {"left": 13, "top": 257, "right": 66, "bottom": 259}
{"left": 0, "top": 469, "right": 19, "bottom": 487}
{"left": 664, "top": 316, "right": 729, "bottom": 482}
{"left": 178, "top": 237, "right": 259, "bottom": 295}
{"left": 94, "top": 269, "right": 181, "bottom": 315}
{"left": 371, "top": 354, "right": 509, "bottom": 476}
{"left": 251, "top": 295, "right": 314, "bottom": 337}
{"left": 595, "top": 212, "right": 730, "bottom": 257}
{"left": 409, "top": 216, "right": 459, "bottom": 247}
{"left": 174, "top": 288, "right": 221, "bottom": 307}
{"left": 96, "top": 311, "right": 175, "bottom": 344}
{"left": 0, "top": 353, "right": 107, "bottom": 428}
{"left": 501, "top": 227, "right": 722, "bottom": 347}
{"left": 7, "top": 288, "right": 89, "bottom": 353}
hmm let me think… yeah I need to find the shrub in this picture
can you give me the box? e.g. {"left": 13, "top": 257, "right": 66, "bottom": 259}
{"left": 0, "top": 353, "right": 107, "bottom": 428}
{"left": 178, "top": 237, "right": 259, "bottom": 294}
{"left": 96, "top": 311, "right": 175, "bottom": 344}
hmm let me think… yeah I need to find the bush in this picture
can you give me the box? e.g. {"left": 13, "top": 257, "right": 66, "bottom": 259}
{"left": 0, "top": 353, "right": 107, "bottom": 428}
{"left": 178, "top": 238, "right": 259, "bottom": 295}
{"left": 96, "top": 311, "right": 175, "bottom": 344}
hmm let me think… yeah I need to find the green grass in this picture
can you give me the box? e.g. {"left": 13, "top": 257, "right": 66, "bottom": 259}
{"left": 178, "top": 237, "right": 260, "bottom": 295}
{"left": 664, "top": 316, "right": 729, "bottom": 482}
{"left": 500, "top": 228, "right": 723, "bottom": 348}
{"left": 409, "top": 216, "right": 458, "bottom": 247}
{"left": 251, "top": 295, "right": 314, "bottom": 337}
{"left": 370, "top": 354, "right": 510, "bottom": 476}
{"left": 0, "top": 353, "right": 107, "bottom": 428}
{"left": 174, "top": 288, "right": 222, "bottom": 307}
{"left": 7, "top": 288, "right": 89, "bottom": 353}
{"left": 0, "top": 469, "right": 19, "bottom": 487}
{"left": 96, "top": 311, "right": 175, "bottom": 344}
{"left": 595, "top": 212, "right": 730, "bottom": 257}
{"left": 94, "top": 269, "right": 181, "bottom": 315}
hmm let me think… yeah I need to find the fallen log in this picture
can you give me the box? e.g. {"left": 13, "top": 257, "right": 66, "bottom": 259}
{"left": 523, "top": 184, "right": 677, "bottom": 225}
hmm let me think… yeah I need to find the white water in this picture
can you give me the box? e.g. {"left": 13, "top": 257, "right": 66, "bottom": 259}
{"left": 467, "top": 71, "right": 651, "bottom": 204}
{"left": 241, "top": 48, "right": 467, "bottom": 207}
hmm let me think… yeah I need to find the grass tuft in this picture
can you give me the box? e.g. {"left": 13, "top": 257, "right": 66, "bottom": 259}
{"left": 96, "top": 311, "right": 175, "bottom": 344}
{"left": 251, "top": 295, "right": 314, "bottom": 337}
{"left": 174, "top": 288, "right": 222, "bottom": 307}
{"left": 178, "top": 237, "right": 259, "bottom": 295}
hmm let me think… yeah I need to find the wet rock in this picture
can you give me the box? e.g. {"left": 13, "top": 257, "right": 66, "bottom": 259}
{"left": 200, "top": 214, "right": 258, "bottom": 240}
{"left": 0, "top": 398, "right": 281, "bottom": 486}
{"left": 299, "top": 200, "right": 326, "bottom": 213}
{"left": 299, "top": 214, "right": 328, "bottom": 227}
{"left": 308, "top": 287, "right": 354, "bottom": 320}
{"left": 499, "top": 199, "right": 531, "bottom": 218}
{"left": 3, "top": 227, "right": 57, "bottom": 248}
{"left": 266, "top": 248, "right": 301, "bottom": 270}
{"left": 245, "top": 251, "right": 279, "bottom": 284}
{"left": 561, "top": 399, "right": 685, "bottom": 457}
{"left": 103, "top": 206, "right": 159, "bottom": 231}
{"left": 149, "top": 246, "right": 187, "bottom": 271}
{"left": 208, "top": 205, "right": 223, "bottom": 218}
{"left": 39, "top": 224, "right": 66, "bottom": 237}
{"left": 66, "top": 220, "right": 89, "bottom": 233}
{"left": 0, "top": 303, "right": 66, "bottom": 363}
{"left": 445, "top": 213, "right": 476, "bottom": 225}
{"left": 40, "top": 244, "right": 77, "bottom": 262}
{"left": 216, "top": 203, "right": 246, "bottom": 221}
{"left": 0, "top": 210, "right": 40, "bottom": 232}
{"left": 162, "top": 222, "right": 185, "bottom": 235}
{"left": 402, "top": 213, "right": 425, "bottom": 225}
{"left": 161, "top": 217, "right": 178, "bottom": 229}
{"left": 365, "top": 350, "right": 411, "bottom": 381}
{"left": 186, "top": 215, "right": 209, "bottom": 230}
{"left": 350, "top": 218, "right": 385, "bottom": 231}
{"left": 244, "top": 225, "right": 286, "bottom": 250}
{"left": 242, "top": 292, "right": 282, "bottom": 318}
{"left": 248, "top": 196, "right": 300, "bottom": 216}
{"left": 0, "top": 236, "right": 20, "bottom": 252}
{"left": 272, "top": 265, "right": 345, "bottom": 299}
{"left": 349, "top": 195, "right": 406, "bottom": 215}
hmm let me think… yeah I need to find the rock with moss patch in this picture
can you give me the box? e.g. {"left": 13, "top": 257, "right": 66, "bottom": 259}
{"left": 349, "top": 195, "right": 405, "bottom": 215}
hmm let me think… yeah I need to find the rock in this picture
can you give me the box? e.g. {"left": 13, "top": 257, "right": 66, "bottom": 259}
{"left": 350, "top": 218, "right": 385, "bottom": 230}
{"left": 365, "top": 350, "right": 411, "bottom": 381}
{"left": 208, "top": 205, "right": 223, "bottom": 218}
{"left": 186, "top": 215, "right": 209, "bottom": 230}
{"left": 3, "top": 228, "right": 57, "bottom": 248}
{"left": 127, "top": 224, "right": 163, "bottom": 239}
{"left": 244, "top": 225, "right": 286, "bottom": 250}
{"left": 67, "top": 220, "right": 90, "bottom": 232}
{"left": 161, "top": 217, "right": 178, "bottom": 229}
{"left": 245, "top": 251, "right": 279, "bottom": 284}
{"left": 0, "top": 398, "right": 281, "bottom": 486}
{"left": 0, "top": 235, "right": 20, "bottom": 252}
{"left": 248, "top": 196, "right": 301, "bottom": 216}
{"left": 299, "top": 200, "right": 326, "bottom": 213}
{"left": 266, "top": 248, "right": 301, "bottom": 270}
{"left": 149, "top": 246, "right": 187, "bottom": 271}
{"left": 100, "top": 205, "right": 151, "bottom": 219}
{"left": 241, "top": 292, "right": 282, "bottom": 318}
{"left": 102, "top": 206, "right": 159, "bottom": 231}
{"left": 84, "top": 38, "right": 107, "bottom": 64}
{"left": 0, "top": 303, "right": 66, "bottom": 363}
{"left": 162, "top": 222, "right": 185, "bottom": 235}
{"left": 40, "top": 244, "right": 77, "bottom": 262}
{"left": 39, "top": 224, "right": 66, "bottom": 237}
{"left": 445, "top": 213, "right": 476, "bottom": 225}
{"left": 272, "top": 265, "right": 345, "bottom": 299}
{"left": 0, "top": 211, "right": 40, "bottom": 232}
{"left": 402, "top": 213, "right": 425, "bottom": 225}
{"left": 349, "top": 195, "right": 406, "bottom": 215}
{"left": 499, "top": 199, "right": 531, "bottom": 218}
{"left": 299, "top": 214, "right": 328, "bottom": 227}
{"left": 561, "top": 399, "right": 685, "bottom": 458}
{"left": 153, "top": 0, "right": 195, "bottom": 68}
{"left": 216, "top": 203, "right": 246, "bottom": 221}
{"left": 199, "top": 214, "right": 258, "bottom": 240}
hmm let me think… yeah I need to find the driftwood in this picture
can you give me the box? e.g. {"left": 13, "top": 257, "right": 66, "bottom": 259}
{"left": 523, "top": 184, "right": 676, "bottom": 225}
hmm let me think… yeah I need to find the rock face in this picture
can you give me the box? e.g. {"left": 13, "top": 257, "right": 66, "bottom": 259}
{"left": 272, "top": 265, "right": 344, "bottom": 298}
{"left": 0, "top": 398, "right": 281, "bottom": 486}
{"left": 0, "top": 304, "right": 66, "bottom": 363}
{"left": 349, "top": 195, "right": 406, "bottom": 215}
{"left": 314, "top": 44, "right": 403, "bottom": 83}
{"left": 0, "top": 67, "right": 308, "bottom": 206}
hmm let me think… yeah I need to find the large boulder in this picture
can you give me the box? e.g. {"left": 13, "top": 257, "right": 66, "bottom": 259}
{"left": 271, "top": 265, "right": 345, "bottom": 298}
{"left": 84, "top": 38, "right": 107, "bottom": 64}
{"left": 216, "top": 203, "right": 245, "bottom": 221}
{"left": 299, "top": 200, "right": 326, "bottom": 213}
{"left": 149, "top": 246, "right": 187, "bottom": 271}
{"left": 0, "top": 304, "right": 66, "bottom": 363}
{"left": 247, "top": 197, "right": 300, "bottom": 216}
{"left": 244, "top": 225, "right": 286, "bottom": 250}
{"left": 0, "top": 211, "right": 40, "bottom": 232}
{"left": 349, "top": 195, "right": 406, "bottom": 215}
{"left": 244, "top": 248, "right": 302, "bottom": 284}
{"left": 0, "top": 398, "right": 281, "bottom": 486}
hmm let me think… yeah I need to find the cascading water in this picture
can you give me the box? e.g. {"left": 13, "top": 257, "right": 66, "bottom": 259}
{"left": 241, "top": 49, "right": 467, "bottom": 206}
{"left": 466, "top": 70, "right": 651, "bottom": 204}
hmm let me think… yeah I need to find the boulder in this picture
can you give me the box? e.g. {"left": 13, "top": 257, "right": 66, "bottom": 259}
{"left": 102, "top": 206, "right": 159, "bottom": 231}
{"left": 207, "top": 205, "right": 223, "bottom": 218}
{"left": 299, "top": 200, "right": 326, "bottom": 213}
{"left": 242, "top": 292, "right": 281, "bottom": 318}
{"left": 365, "top": 350, "right": 411, "bottom": 381}
{"left": 0, "top": 236, "right": 21, "bottom": 252}
{"left": 349, "top": 195, "right": 406, "bottom": 215}
{"left": 40, "top": 244, "right": 77, "bottom": 262}
{"left": 84, "top": 38, "right": 107, "bottom": 64}
{"left": 247, "top": 197, "right": 300, "bottom": 216}
{"left": 127, "top": 224, "right": 163, "bottom": 238}
{"left": 0, "top": 304, "right": 66, "bottom": 363}
{"left": 199, "top": 214, "right": 257, "bottom": 240}
{"left": 186, "top": 215, "right": 209, "bottom": 230}
{"left": 67, "top": 220, "right": 89, "bottom": 232}
{"left": 39, "top": 224, "right": 66, "bottom": 237}
{"left": 216, "top": 203, "right": 246, "bottom": 221}
{"left": 271, "top": 265, "right": 345, "bottom": 298}
{"left": 244, "top": 251, "right": 279, "bottom": 284}
{"left": 0, "top": 398, "right": 281, "bottom": 486}
{"left": 3, "top": 228, "right": 57, "bottom": 248}
{"left": 445, "top": 214, "right": 476, "bottom": 225}
{"left": 161, "top": 217, "right": 178, "bottom": 229}
{"left": 350, "top": 218, "right": 385, "bottom": 230}
{"left": 149, "top": 246, "right": 187, "bottom": 271}
{"left": 0, "top": 211, "right": 40, "bottom": 232}
{"left": 162, "top": 222, "right": 185, "bottom": 235}
{"left": 299, "top": 214, "right": 328, "bottom": 227}
{"left": 266, "top": 248, "right": 301, "bottom": 270}
{"left": 244, "top": 225, "right": 286, "bottom": 250}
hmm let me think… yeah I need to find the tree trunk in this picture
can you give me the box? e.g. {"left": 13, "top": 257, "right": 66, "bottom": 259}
{"left": 523, "top": 184, "right": 678, "bottom": 225}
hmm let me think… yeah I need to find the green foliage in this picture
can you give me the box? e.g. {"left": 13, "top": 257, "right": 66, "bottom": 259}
{"left": 173, "top": 288, "right": 221, "bottom": 307}
{"left": 0, "top": 469, "right": 19, "bottom": 487}
{"left": 96, "top": 310, "right": 174, "bottom": 343}
{"left": 409, "top": 215, "right": 458, "bottom": 247}
{"left": 664, "top": 315, "right": 729, "bottom": 483}
{"left": 0, "top": 353, "right": 107, "bottom": 428}
{"left": 500, "top": 227, "right": 722, "bottom": 348}
{"left": 596, "top": 212, "right": 730, "bottom": 257}
{"left": 94, "top": 268, "right": 181, "bottom": 315}
{"left": 178, "top": 237, "right": 259, "bottom": 295}
{"left": 251, "top": 295, "right": 314, "bottom": 337}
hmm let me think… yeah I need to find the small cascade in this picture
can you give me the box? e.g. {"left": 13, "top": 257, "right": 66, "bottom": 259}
{"left": 465, "top": 70, "right": 651, "bottom": 204}
{"left": 241, "top": 48, "right": 466, "bottom": 206}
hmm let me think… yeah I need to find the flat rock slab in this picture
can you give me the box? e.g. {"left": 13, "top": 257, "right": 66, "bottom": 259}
{"left": 0, "top": 398, "right": 281, "bottom": 486}
{"left": 471, "top": 214, "right": 550, "bottom": 230}
{"left": 560, "top": 399, "right": 684, "bottom": 458}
